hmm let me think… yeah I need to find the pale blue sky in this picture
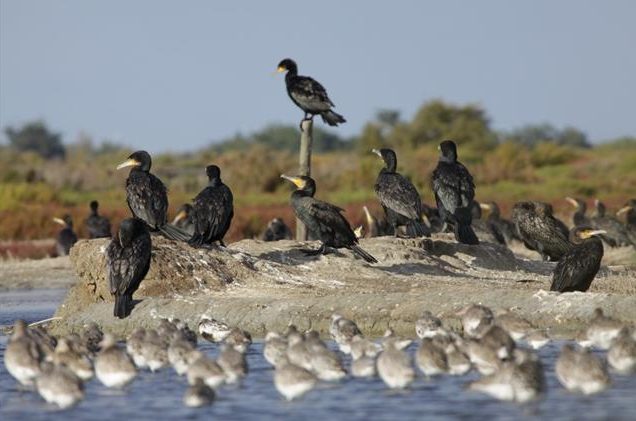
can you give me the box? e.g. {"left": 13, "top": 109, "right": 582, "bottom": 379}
{"left": 1, "top": 0, "right": 635, "bottom": 152}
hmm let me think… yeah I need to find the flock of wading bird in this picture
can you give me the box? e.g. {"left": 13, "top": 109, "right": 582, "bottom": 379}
{"left": 12, "top": 57, "right": 632, "bottom": 409}
{"left": 4, "top": 306, "right": 636, "bottom": 408}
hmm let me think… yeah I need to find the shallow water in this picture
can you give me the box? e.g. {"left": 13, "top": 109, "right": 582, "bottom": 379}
{"left": 1, "top": 290, "right": 635, "bottom": 420}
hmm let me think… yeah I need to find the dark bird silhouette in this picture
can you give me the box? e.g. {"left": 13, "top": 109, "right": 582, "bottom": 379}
{"left": 189, "top": 165, "right": 234, "bottom": 247}
{"left": 361, "top": 206, "right": 393, "bottom": 237}
{"left": 84, "top": 200, "right": 112, "bottom": 239}
{"left": 281, "top": 175, "right": 377, "bottom": 263}
{"left": 616, "top": 200, "right": 636, "bottom": 246}
{"left": 172, "top": 204, "right": 195, "bottom": 236}
{"left": 106, "top": 218, "right": 151, "bottom": 318}
{"left": 261, "top": 218, "right": 293, "bottom": 241}
{"left": 565, "top": 197, "right": 591, "bottom": 227}
{"left": 591, "top": 200, "right": 632, "bottom": 247}
{"left": 372, "top": 148, "right": 429, "bottom": 238}
{"left": 512, "top": 201, "right": 571, "bottom": 261}
{"left": 431, "top": 140, "right": 478, "bottom": 245}
{"left": 550, "top": 226, "right": 606, "bottom": 292}
{"left": 116, "top": 151, "right": 190, "bottom": 241}
{"left": 479, "top": 201, "right": 520, "bottom": 246}
{"left": 53, "top": 215, "right": 78, "bottom": 256}
{"left": 471, "top": 201, "right": 504, "bottom": 244}
{"left": 276, "top": 58, "right": 345, "bottom": 127}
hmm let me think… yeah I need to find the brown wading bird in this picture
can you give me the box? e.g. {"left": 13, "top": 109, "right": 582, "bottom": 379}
{"left": 276, "top": 58, "right": 346, "bottom": 128}
{"left": 106, "top": 218, "right": 152, "bottom": 319}
{"left": 550, "top": 226, "right": 606, "bottom": 293}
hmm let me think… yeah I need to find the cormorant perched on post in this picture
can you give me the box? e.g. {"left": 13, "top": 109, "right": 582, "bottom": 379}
{"left": 106, "top": 218, "right": 151, "bottom": 319}
{"left": 565, "top": 197, "right": 590, "bottom": 227}
{"left": 280, "top": 175, "right": 377, "bottom": 263}
{"left": 84, "top": 200, "right": 111, "bottom": 239}
{"left": 260, "top": 218, "right": 293, "bottom": 241}
{"left": 479, "top": 202, "right": 520, "bottom": 246}
{"left": 172, "top": 204, "right": 195, "bottom": 236}
{"left": 550, "top": 226, "right": 606, "bottom": 292}
{"left": 189, "top": 165, "right": 234, "bottom": 247}
{"left": 372, "top": 148, "right": 429, "bottom": 238}
{"left": 53, "top": 215, "right": 77, "bottom": 256}
{"left": 512, "top": 201, "right": 572, "bottom": 261}
{"left": 276, "top": 58, "right": 346, "bottom": 127}
{"left": 591, "top": 200, "right": 632, "bottom": 247}
{"left": 116, "top": 151, "right": 190, "bottom": 241}
{"left": 431, "top": 140, "right": 479, "bottom": 245}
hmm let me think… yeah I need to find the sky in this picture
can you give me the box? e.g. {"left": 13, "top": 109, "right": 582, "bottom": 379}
{"left": 1, "top": 0, "right": 635, "bottom": 153}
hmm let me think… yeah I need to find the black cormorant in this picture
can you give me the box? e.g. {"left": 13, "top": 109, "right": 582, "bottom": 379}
{"left": 189, "top": 165, "right": 234, "bottom": 247}
{"left": 591, "top": 200, "right": 632, "bottom": 247}
{"left": 84, "top": 200, "right": 112, "bottom": 239}
{"left": 479, "top": 201, "right": 520, "bottom": 245}
{"left": 280, "top": 175, "right": 377, "bottom": 263}
{"left": 276, "top": 58, "right": 346, "bottom": 127}
{"left": 372, "top": 148, "right": 429, "bottom": 238}
{"left": 550, "top": 226, "right": 606, "bottom": 292}
{"left": 431, "top": 140, "right": 479, "bottom": 245}
{"left": 616, "top": 200, "right": 636, "bottom": 246}
{"left": 470, "top": 201, "right": 504, "bottom": 244}
{"left": 106, "top": 217, "right": 151, "bottom": 319}
{"left": 565, "top": 197, "right": 590, "bottom": 227}
{"left": 512, "top": 201, "right": 571, "bottom": 261}
{"left": 53, "top": 215, "right": 78, "bottom": 256}
{"left": 116, "top": 151, "right": 189, "bottom": 241}
{"left": 261, "top": 218, "right": 293, "bottom": 241}
{"left": 172, "top": 204, "right": 195, "bottom": 236}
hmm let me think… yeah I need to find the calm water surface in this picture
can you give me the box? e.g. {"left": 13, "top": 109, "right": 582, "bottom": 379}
{"left": 1, "top": 289, "right": 635, "bottom": 420}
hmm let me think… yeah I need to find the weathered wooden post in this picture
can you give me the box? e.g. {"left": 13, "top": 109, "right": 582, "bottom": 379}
{"left": 296, "top": 119, "right": 313, "bottom": 240}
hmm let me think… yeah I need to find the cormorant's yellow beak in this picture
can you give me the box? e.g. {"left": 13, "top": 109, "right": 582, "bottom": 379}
{"left": 594, "top": 199, "right": 600, "bottom": 207}
{"left": 116, "top": 158, "right": 140, "bottom": 170}
{"left": 280, "top": 174, "right": 305, "bottom": 188}
{"left": 362, "top": 205, "right": 373, "bottom": 224}
{"left": 565, "top": 197, "right": 578, "bottom": 207}
{"left": 52, "top": 217, "right": 66, "bottom": 226}
{"left": 581, "top": 229, "right": 606, "bottom": 239}
{"left": 172, "top": 210, "right": 187, "bottom": 224}
{"left": 421, "top": 214, "right": 431, "bottom": 228}
{"left": 354, "top": 226, "right": 364, "bottom": 239}
{"left": 371, "top": 149, "right": 382, "bottom": 157}
{"left": 437, "top": 145, "right": 441, "bottom": 151}
{"left": 617, "top": 205, "right": 633, "bottom": 216}
{"left": 276, "top": 66, "right": 286, "bottom": 73}
{"left": 479, "top": 203, "right": 491, "bottom": 211}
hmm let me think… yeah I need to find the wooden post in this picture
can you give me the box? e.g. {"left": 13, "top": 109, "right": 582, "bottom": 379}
{"left": 296, "top": 119, "right": 313, "bottom": 240}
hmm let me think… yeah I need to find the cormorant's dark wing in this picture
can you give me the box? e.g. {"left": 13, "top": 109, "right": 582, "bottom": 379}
{"left": 375, "top": 173, "right": 422, "bottom": 220}
{"left": 107, "top": 233, "right": 151, "bottom": 296}
{"left": 191, "top": 185, "right": 234, "bottom": 243}
{"left": 550, "top": 242, "right": 601, "bottom": 292}
{"left": 306, "top": 198, "right": 357, "bottom": 244}
{"left": 288, "top": 76, "right": 334, "bottom": 112}
{"left": 125, "top": 172, "right": 169, "bottom": 229}
{"left": 432, "top": 162, "right": 470, "bottom": 214}
{"left": 86, "top": 215, "right": 112, "bottom": 238}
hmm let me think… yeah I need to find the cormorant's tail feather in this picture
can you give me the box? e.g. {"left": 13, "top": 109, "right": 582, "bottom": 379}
{"left": 406, "top": 221, "right": 431, "bottom": 238}
{"left": 114, "top": 295, "right": 132, "bottom": 319}
{"left": 350, "top": 245, "right": 378, "bottom": 263}
{"left": 455, "top": 223, "right": 479, "bottom": 245}
{"left": 159, "top": 223, "right": 192, "bottom": 242}
{"left": 321, "top": 110, "right": 346, "bottom": 126}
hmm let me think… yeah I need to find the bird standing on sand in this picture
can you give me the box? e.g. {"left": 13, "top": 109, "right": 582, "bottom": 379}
{"left": 276, "top": 58, "right": 346, "bottom": 127}
{"left": 431, "top": 140, "right": 479, "bottom": 245}
{"left": 106, "top": 218, "right": 151, "bottom": 319}
{"left": 512, "top": 201, "right": 571, "bottom": 261}
{"left": 281, "top": 175, "right": 377, "bottom": 263}
{"left": 550, "top": 226, "right": 606, "bottom": 293}
{"left": 372, "top": 148, "right": 429, "bottom": 238}
{"left": 116, "top": 150, "right": 189, "bottom": 241}
{"left": 189, "top": 165, "right": 234, "bottom": 247}
{"left": 84, "top": 200, "right": 112, "bottom": 238}
{"left": 53, "top": 214, "right": 78, "bottom": 256}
